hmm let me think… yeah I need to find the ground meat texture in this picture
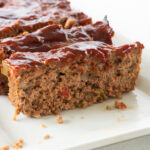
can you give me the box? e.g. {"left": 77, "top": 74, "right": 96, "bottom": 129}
{"left": 0, "top": 73, "right": 8, "bottom": 95}
{"left": 0, "top": 20, "right": 114, "bottom": 95}
{"left": 2, "top": 41, "right": 144, "bottom": 117}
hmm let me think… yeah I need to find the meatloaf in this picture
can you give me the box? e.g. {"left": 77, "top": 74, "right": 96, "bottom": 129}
{"left": 2, "top": 41, "right": 144, "bottom": 117}
{"left": 0, "top": 0, "right": 92, "bottom": 39}
{"left": 0, "top": 21, "right": 114, "bottom": 94}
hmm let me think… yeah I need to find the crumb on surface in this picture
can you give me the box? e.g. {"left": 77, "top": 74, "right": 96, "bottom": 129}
{"left": 56, "top": 115, "right": 63, "bottom": 124}
{"left": 12, "top": 139, "right": 24, "bottom": 149}
{"left": 0, "top": 145, "right": 9, "bottom": 150}
{"left": 80, "top": 116, "right": 84, "bottom": 119}
{"left": 106, "top": 105, "right": 112, "bottom": 110}
{"left": 43, "top": 134, "right": 50, "bottom": 140}
{"left": 40, "top": 124, "right": 46, "bottom": 128}
{"left": 114, "top": 100, "right": 127, "bottom": 110}
{"left": 13, "top": 107, "right": 20, "bottom": 121}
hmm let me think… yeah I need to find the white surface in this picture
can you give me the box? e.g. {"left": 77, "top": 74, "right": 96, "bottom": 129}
{"left": 0, "top": 0, "right": 150, "bottom": 150}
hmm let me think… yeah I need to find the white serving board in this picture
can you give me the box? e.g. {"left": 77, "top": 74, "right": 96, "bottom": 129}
{"left": 0, "top": 33, "right": 149, "bottom": 150}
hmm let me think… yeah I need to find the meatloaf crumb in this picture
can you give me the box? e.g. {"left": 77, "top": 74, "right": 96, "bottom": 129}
{"left": 56, "top": 115, "right": 63, "bottom": 124}
{"left": 40, "top": 124, "right": 47, "bottom": 128}
{"left": 114, "top": 100, "right": 127, "bottom": 110}
{"left": 106, "top": 105, "right": 112, "bottom": 110}
{"left": 13, "top": 107, "right": 20, "bottom": 121}
{"left": 12, "top": 139, "right": 24, "bottom": 149}
{"left": 43, "top": 134, "right": 51, "bottom": 140}
{"left": 0, "top": 145, "right": 9, "bottom": 150}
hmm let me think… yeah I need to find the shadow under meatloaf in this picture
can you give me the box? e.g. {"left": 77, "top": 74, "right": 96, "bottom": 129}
{"left": 2, "top": 41, "right": 144, "bottom": 117}
{"left": 0, "top": 21, "right": 114, "bottom": 94}
{"left": 0, "top": 0, "right": 92, "bottom": 39}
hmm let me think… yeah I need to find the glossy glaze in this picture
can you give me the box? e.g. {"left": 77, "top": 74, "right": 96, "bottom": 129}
{"left": 0, "top": 21, "right": 114, "bottom": 55}
{"left": 116, "top": 41, "right": 144, "bottom": 56}
{"left": 0, "top": 0, "right": 91, "bottom": 32}
{"left": 4, "top": 41, "right": 144, "bottom": 70}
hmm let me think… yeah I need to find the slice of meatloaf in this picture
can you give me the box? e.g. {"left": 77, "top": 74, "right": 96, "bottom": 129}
{"left": 2, "top": 41, "right": 144, "bottom": 117}
{"left": 0, "top": 0, "right": 92, "bottom": 39}
{"left": 0, "top": 21, "right": 114, "bottom": 95}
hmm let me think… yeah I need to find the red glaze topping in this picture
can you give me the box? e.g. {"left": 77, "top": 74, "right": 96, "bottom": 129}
{"left": 4, "top": 41, "right": 144, "bottom": 70}
{"left": 116, "top": 41, "right": 144, "bottom": 56}
{"left": 0, "top": 0, "right": 91, "bottom": 37}
{"left": 0, "top": 21, "right": 114, "bottom": 55}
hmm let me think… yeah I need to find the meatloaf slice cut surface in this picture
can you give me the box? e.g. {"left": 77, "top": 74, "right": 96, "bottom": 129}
{"left": 2, "top": 41, "right": 144, "bottom": 117}
{"left": 0, "top": 0, "right": 92, "bottom": 39}
{"left": 0, "top": 21, "right": 114, "bottom": 95}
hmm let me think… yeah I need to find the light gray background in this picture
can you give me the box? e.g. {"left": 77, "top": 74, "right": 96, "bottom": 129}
{"left": 95, "top": 135, "right": 150, "bottom": 150}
